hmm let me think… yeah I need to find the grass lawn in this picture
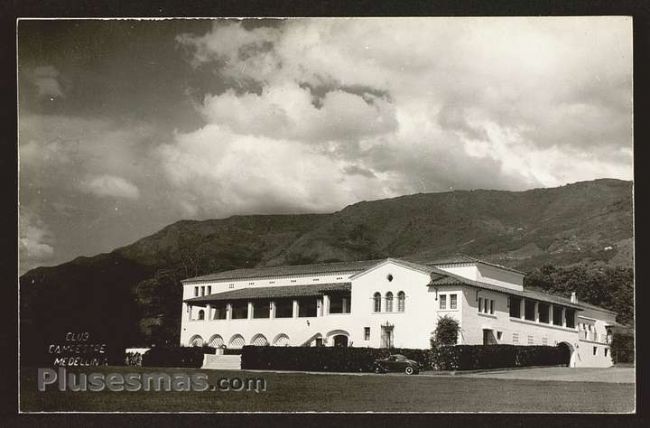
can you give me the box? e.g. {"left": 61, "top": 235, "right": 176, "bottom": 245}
{"left": 20, "top": 366, "right": 635, "bottom": 413}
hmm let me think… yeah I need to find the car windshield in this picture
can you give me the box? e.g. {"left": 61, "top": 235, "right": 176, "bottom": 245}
{"left": 392, "top": 354, "right": 407, "bottom": 361}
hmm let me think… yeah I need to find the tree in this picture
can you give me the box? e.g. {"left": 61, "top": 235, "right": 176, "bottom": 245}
{"left": 431, "top": 315, "right": 460, "bottom": 348}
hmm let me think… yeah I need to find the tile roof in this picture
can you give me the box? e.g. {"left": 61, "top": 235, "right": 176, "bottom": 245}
{"left": 185, "top": 282, "right": 351, "bottom": 303}
{"left": 182, "top": 259, "right": 381, "bottom": 283}
{"left": 425, "top": 254, "right": 526, "bottom": 275}
{"left": 429, "top": 274, "right": 584, "bottom": 310}
{"left": 182, "top": 256, "right": 614, "bottom": 315}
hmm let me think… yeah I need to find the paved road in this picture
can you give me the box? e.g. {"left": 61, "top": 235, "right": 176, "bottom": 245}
{"left": 454, "top": 366, "right": 635, "bottom": 383}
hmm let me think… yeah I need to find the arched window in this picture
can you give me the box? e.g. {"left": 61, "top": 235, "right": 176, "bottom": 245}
{"left": 385, "top": 292, "right": 393, "bottom": 312}
{"left": 197, "top": 309, "right": 205, "bottom": 320}
{"left": 397, "top": 291, "right": 405, "bottom": 312}
{"left": 373, "top": 292, "right": 381, "bottom": 312}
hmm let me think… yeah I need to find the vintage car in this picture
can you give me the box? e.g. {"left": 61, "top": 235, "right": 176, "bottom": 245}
{"left": 372, "top": 354, "right": 420, "bottom": 375}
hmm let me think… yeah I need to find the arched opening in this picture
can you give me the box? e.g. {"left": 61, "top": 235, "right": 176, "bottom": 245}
{"left": 273, "top": 333, "right": 290, "bottom": 346}
{"left": 197, "top": 309, "right": 205, "bottom": 320}
{"left": 373, "top": 292, "right": 381, "bottom": 312}
{"left": 397, "top": 291, "right": 405, "bottom": 312}
{"left": 333, "top": 334, "right": 349, "bottom": 347}
{"left": 208, "top": 334, "right": 224, "bottom": 348}
{"left": 189, "top": 335, "right": 204, "bottom": 347}
{"left": 558, "top": 341, "right": 575, "bottom": 367}
{"left": 385, "top": 292, "right": 394, "bottom": 312}
{"left": 228, "top": 334, "right": 245, "bottom": 349}
{"left": 250, "top": 334, "right": 269, "bottom": 346}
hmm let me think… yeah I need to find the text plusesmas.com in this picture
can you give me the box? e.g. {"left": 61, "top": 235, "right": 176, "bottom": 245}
{"left": 37, "top": 368, "right": 267, "bottom": 393}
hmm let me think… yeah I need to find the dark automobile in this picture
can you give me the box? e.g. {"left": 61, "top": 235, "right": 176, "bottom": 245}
{"left": 372, "top": 354, "right": 420, "bottom": 375}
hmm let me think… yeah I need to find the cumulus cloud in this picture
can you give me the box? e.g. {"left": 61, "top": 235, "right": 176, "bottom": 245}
{"left": 79, "top": 175, "right": 140, "bottom": 199}
{"left": 30, "top": 65, "right": 65, "bottom": 98}
{"left": 163, "top": 17, "right": 632, "bottom": 217}
{"left": 157, "top": 125, "right": 390, "bottom": 217}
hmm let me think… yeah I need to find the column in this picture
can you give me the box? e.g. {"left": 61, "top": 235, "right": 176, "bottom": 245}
{"left": 323, "top": 294, "right": 330, "bottom": 316}
{"left": 270, "top": 301, "right": 276, "bottom": 319}
{"left": 317, "top": 298, "right": 322, "bottom": 317}
{"left": 520, "top": 299, "right": 525, "bottom": 319}
{"left": 186, "top": 304, "right": 192, "bottom": 321}
{"left": 561, "top": 307, "right": 566, "bottom": 327}
{"left": 534, "top": 301, "right": 539, "bottom": 323}
{"left": 206, "top": 304, "right": 212, "bottom": 321}
{"left": 248, "top": 301, "right": 254, "bottom": 320}
{"left": 226, "top": 303, "right": 232, "bottom": 320}
{"left": 549, "top": 304, "right": 553, "bottom": 325}
{"left": 292, "top": 299, "right": 299, "bottom": 318}
{"left": 342, "top": 298, "right": 348, "bottom": 314}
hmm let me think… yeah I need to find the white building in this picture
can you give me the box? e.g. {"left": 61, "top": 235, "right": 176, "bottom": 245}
{"left": 180, "top": 256, "right": 617, "bottom": 367}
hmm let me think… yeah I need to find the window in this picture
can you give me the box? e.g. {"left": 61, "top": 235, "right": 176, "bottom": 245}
{"left": 450, "top": 294, "right": 458, "bottom": 310}
{"left": 509, "top": 297, "right": 521, "bottom": 318}
{"left": 439, "top": 295, "right": 447, "bottom": 310}
{"left": 605, "top": 348, "right": 608, "bottom": 357}
{"left": 524, "top": 300, "right": 536, "bottom": 321}
{"left": 213, "top": 303, "right": 227, "bottom": 320}
{"left": 527, "top": 335, "right": 533, "bottom": 345}
{"left": 538, "top": 303, "right": 550, "bottom": 323}
{"left": 373, "top": 292, "right": 381, "bottom": 312}
{"left": 207, "top": 286, "right": 212, "bottom": 295}
{"left": 253, "top": 300, "right": 270, "bottom": 319}
{"left": 298, "top": 298, "right": 317, "bottom": 317}
{"left": 197, "top": 309, "right": 205, "bottom": 320}
{"left": 329, "top": 294, "right": 349, "bottom": 314}
{"left": 496, "top": 331, "right": 502, "bottom": 340}
{"left": 593, "top": 346, "right": 597, "bottom": 356}
{"left": 275, "top": 299, "right": 293, "bottom": 318}
{"left": 565, "top": 309, "right": 576, "bottom": 328}
{"left": 364, "top": 327, "right": 370, "bottom": 341}
{"left": 313, "top": 278, "right": 319, "bottom": 281}
{"left": 513, "top": 333, "right": 519, "bottom": 344}
{"left": 385, "top": 292, "right": 394, "bottom": 312}
{"left": 480, "top": 298, "right": 494, "bottom": 314}
{"left": 194, "top": 286, "right": 199, "bottom": 297}
{"left": 231, "top": 301, "right": 248, "bottom": 319}
{"left": 201, "top": 286, "right": 205, "bottom": 296}
{"left": 397, "top": 291, "right": 405, "bottom": 312}
{"left": 229, "top": 284, "right": 234, "bottom": 289}
{"left": 552, "top": 306, "right": 563, "bottom": 326}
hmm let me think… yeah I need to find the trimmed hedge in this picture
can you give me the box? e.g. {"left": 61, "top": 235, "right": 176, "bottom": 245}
{"left": 241, "top": 346, "right": 431, "bottom": 372}
{"left": 142, "top": 346, "right": 216, "bottom": 368}
{"left": 430, "top": 345, "right": 567, "bottom": 371}
{"left": 611, "top": 333, "right": 634, "bottom": 364}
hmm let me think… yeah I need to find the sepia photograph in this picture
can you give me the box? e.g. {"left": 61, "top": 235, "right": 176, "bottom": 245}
{"left": 17, "top": 16, "right": 634, "bottom": 413}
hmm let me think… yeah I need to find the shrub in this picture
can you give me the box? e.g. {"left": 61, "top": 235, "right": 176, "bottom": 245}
{"left": 431, "top": 315, "right": 460, "bottom": 347}
{"left": 430, "top": 344, "right": 566, "bottom": 371}
{"left": 142, "top": 346, "right": 215, "bottom": 368}
{"left": 610, "top": 333, "right": 634, "bottom": 364}
{"left": 240, "top": 346, "right": 432, "bottom": 372}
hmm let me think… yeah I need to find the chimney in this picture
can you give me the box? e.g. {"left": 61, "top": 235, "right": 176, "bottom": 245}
{"left": 570, "top": 292, "right": 577, "bottom": 303}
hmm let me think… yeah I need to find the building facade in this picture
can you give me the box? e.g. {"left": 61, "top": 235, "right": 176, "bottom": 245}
{"left": 180, "top": 257, "right": 617, "bottom": 367}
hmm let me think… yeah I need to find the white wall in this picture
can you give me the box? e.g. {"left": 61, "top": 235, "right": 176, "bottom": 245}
{"left": 180, "top": 270, "right": 360, "bottom": 348}
{"left": 435, "top": 262, "right": 524, "bottom": 292}
{"left": 179, "top": 259, "right": 616, "bottom": 368}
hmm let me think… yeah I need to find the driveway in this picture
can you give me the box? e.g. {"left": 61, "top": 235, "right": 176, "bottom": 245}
{"left": 453, "top": 366, "right": 635, "bottom": 383}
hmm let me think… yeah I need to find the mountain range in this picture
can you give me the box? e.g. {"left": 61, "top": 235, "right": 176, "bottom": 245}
{"left": 19, "top": 178, "right": 634, "bottom": 363}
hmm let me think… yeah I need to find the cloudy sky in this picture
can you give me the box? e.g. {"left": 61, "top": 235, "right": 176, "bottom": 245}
{"left": 18, "top": 17, "right": 633, "bottom": 273}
